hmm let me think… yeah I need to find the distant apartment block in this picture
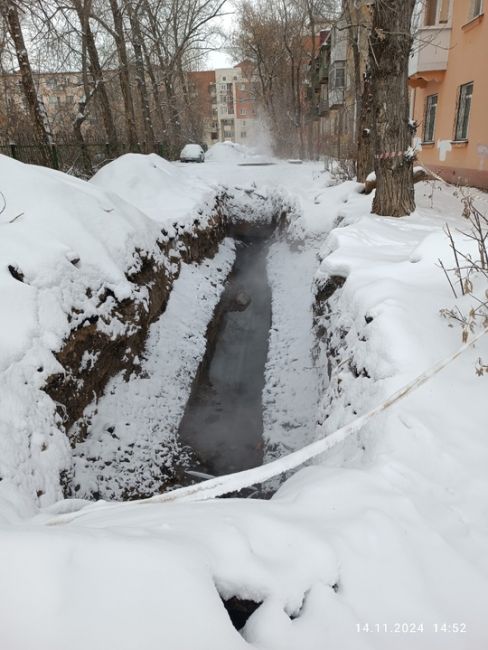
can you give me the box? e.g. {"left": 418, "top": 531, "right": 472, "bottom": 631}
{"left": 409, "top": 0, "right": 488, "bottom": 189}
{"left": 214, "top": 64, "right": 259, "bottom": 146}
{"left": 188, "top": 63, "right": 260, "bottom": 149}
{"left": 2, "top": 62, "right": 260, "bottom": 152}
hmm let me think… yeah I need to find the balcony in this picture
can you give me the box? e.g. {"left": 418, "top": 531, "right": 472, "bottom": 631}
{"left": 409, "top": 26, "right": 451, "bottom": 82}
{"left": 318, "top": 100, "right": 329, "bottom": 117}
{"left": 318, "top": 61, "right": 329, "bottom": 84}
{"left": 328, "top": 87, "right": 344, "bottom": 109}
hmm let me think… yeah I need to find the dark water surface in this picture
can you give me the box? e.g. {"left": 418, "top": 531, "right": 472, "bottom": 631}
{"left": 179, "top": 238, "right": 271, "bottom": 476}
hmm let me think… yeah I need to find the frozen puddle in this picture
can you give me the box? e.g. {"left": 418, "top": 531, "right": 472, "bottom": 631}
{"left": 179, "top": 237, "right": 271, "bottom": 476}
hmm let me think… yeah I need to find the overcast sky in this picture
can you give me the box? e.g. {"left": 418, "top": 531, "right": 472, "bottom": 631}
{"left": 201, "top": 5, "right": 236, "bottom": 70}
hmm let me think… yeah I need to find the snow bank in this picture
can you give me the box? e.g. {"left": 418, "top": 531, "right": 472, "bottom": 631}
{"left": 0, "top": 154, "right": 166, "bottom": 520}
{"left": 205, "top": 141, "right": 262, "bottom": 163}
{"left": 90, "top": 153, "right": 214, "bottom": 228}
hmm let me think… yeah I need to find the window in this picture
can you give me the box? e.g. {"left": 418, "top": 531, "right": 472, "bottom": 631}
{"left": 240, "top": 131, "right": 247, "bottom": 138}
{"left": 240, "top": 108, "right": 246, "bottom": 115}
{"left": 454, "top": 82, "right": 473, "bottom": 140}
{"left": 469, "top": 0, "right": 483, "bottom": 19}
{"left": 222, "top": 76, "right": 226, "bottom": 81}
{"left": 424, "top": 0, "right": 438, "bottom": 25}
{"left": 423, "top": 94, "right": 438, "bottom": 142}
{"left": 333, "top": 61, "right": 345, "bottom": 89}
{"left": 240, "top": 84, "right": 246, "bottom": 91}
{"left": 439, "top": 0, "right": 450, "bottom": 22}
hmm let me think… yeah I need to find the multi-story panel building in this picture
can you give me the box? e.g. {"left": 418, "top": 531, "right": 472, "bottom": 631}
{"left": 188, "top": 70, "right": 218, "bottom": 148}
{"left": 309, "top": 1, "right": 372, "bottom": 162}
{"left": 213, "top": 64, "right": 259, "bottom": 146}
{"left": 409, "top": 0, "right": 488, "bottom": 189}
{"left": 0, "top": 70, "right": 94, "bottom": 140}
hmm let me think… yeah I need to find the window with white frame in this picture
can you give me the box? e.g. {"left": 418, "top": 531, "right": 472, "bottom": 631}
{"left": 423, "top": 94, "right": 438, "bottom": 142}
{"left": 454, "top": 82, "right": 473, "bottom": 141}
{"left": 469, "top": 0, "right": 483, "bottom": 19}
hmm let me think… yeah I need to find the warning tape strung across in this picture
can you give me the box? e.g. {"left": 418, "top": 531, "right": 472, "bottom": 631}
{"left": 375, "top": 151, "right": 404, "bottom": 160}
{"left": 47, "top": 327, "right": 488, "bottom": 525}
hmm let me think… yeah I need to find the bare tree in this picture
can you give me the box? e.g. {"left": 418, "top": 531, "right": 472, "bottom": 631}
{"left": 127, "top": 0, "right": 154, "bottom": 149}
{"left": 108, "top": 0, "right": 138, "bottom": 148}
{"left": 0, "top": 0, "right": 54, "bottom": 160}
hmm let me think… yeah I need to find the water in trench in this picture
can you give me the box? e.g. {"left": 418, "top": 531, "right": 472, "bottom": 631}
{"left": 179, "top": 237, "right": 271, "bottom": 477}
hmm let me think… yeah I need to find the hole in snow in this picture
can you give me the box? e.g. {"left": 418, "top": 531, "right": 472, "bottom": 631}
{"left": 221, "top": 596, "right": 262, "bottom": 631}
{"left": 8, "top": 264, "right": 25, "bottom": 283}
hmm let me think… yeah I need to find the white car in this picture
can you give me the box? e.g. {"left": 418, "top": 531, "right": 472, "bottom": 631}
{"left": 180, "top": 144, "right": 205, "bottom": 163}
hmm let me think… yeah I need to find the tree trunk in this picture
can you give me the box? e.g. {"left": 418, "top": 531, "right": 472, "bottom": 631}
{"left": 356, "top": 69, "right": 374, "bottom": 182}
{"left": 1, "top": 0, "right": 54, "bottom": 162}
{"left": 74, "top": 0, "right": 118, "bottom": 155}
{"left": 109, "top": 0, "right": 138, "bottom": 148}
{"left": 127, "top": 2, "right": 155, "bottom": 151}
{"left": 141, "top": 41, "right": 168, "bottom": 148}
{"left": 370, "top": 0, "right": 416, "bottom": 217}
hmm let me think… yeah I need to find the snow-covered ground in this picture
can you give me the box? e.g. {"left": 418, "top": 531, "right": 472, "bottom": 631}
{"left": 71, "top": 239, "right": 235, "bottom": 499}
{"left": 1, "top": 144, "right": 488, "bottom": 649}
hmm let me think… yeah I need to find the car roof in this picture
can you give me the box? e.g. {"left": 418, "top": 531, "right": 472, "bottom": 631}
{"left": 181, "top": 143, "right": 203, "bottom": 152}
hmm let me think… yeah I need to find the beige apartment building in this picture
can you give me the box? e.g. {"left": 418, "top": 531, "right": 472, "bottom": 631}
{"left": 409, "top": 0, "right": 488, "bottom": 189}
{"left": 213, "top": 64, "right": 259, "bottom": 146}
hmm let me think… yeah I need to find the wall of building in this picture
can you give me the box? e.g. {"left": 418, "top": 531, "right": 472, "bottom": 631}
{"left": 411, "top": 0, "right": 488, "bottom": 189}
{"left": 213, "top": 65, "right": 259, "bottom": 147}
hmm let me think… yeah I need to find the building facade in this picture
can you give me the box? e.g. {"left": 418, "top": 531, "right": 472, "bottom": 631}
{"left": 409, "top": 0, "right": 488, "bottom": 189}
{"left": 213, "top": 64, "right": 259, "bottom": 146}
{"left": 308, "top": 1, "right": 372, "bottom": 162}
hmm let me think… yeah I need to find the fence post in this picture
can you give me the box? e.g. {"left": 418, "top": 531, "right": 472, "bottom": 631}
{"left": 157, "top": 142, "right": 163, "bottom": 158}
{"left": 105, "top": 142, "right": 110, "bottom": 159}
{"left": 9, "top": 142, "right": 17, "bottom": 160}
{"left": 50, "top": 143, "right": 59, "bottom": 170}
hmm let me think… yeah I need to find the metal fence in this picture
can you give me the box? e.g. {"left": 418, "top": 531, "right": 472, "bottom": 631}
{"left": 0, "top": 140, "right": 172, "bottom": 177}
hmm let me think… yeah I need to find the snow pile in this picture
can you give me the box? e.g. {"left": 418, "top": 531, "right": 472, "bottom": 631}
{"left": 205, "top": 141, "right": 262, "bottom": 163}
{"left": 91, "top": 153, "right": 214, "bottom": 228}
{"left": 0, "top": 154, "right": 167, "bottom": 521}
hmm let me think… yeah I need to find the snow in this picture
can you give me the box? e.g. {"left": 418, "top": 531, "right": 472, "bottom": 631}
{"left": 263, "top": 240, "right": 320, "bottom": 458}
{"left": 90, "top": 153, "right": 214, "bottom": 227}
{"left": 71, "top": 239, "right": 235, "bottom": 499}
{"left": 1, "top": 151, "right": 488, "bottom": 649}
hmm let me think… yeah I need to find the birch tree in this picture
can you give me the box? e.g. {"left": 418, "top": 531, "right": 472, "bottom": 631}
{"left": 0, "top": 0, "right": 54, "bottom": 158}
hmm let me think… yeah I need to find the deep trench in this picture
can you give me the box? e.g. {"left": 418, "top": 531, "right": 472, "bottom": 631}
{"left": 179, "top": 234, "right": 272, "bottom": 479}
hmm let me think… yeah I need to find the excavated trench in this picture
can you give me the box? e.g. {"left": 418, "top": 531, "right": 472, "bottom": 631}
{"left": 179, "top": 234, "right": 272, "bottom": 478}
{"left": 43, "top": 187, "right": 292, "bottom": 500}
